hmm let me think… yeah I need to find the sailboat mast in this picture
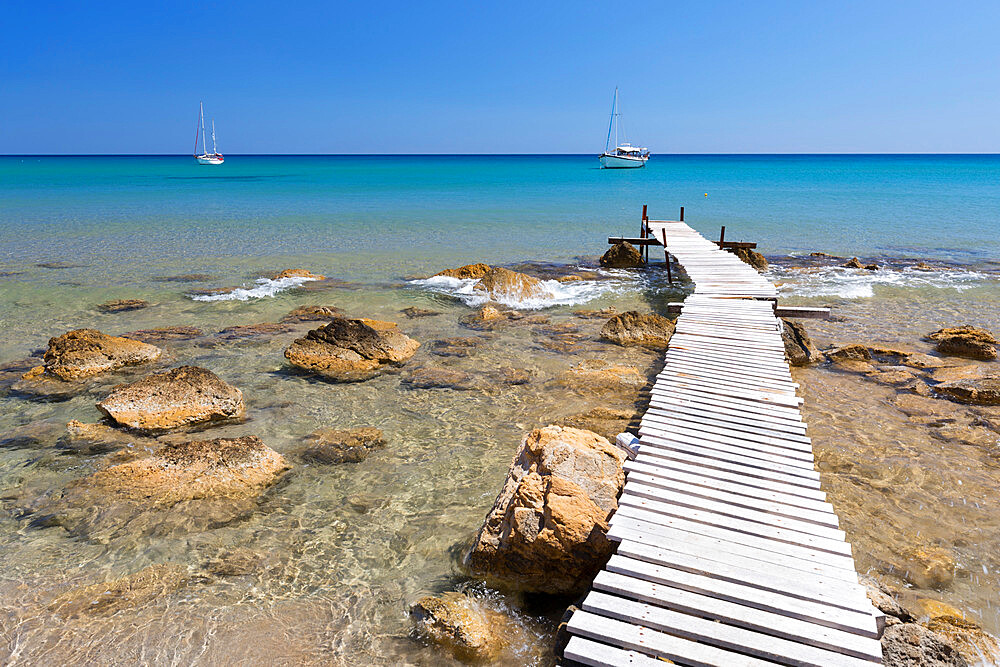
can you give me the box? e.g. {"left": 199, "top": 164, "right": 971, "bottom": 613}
{"left": 194, "top": 108, "right": 200, "bottom": 157}
{"left": 615, "top": 89, "right": 619, "bottom": 149}
{"left": 200, "top": 102, "right": 208, "bottom": 155}
{"left": 211, "top": 120, "right": 218, "bottom": 154}
{"left": 605, "top": 88, "right": 617, "bottom": 153}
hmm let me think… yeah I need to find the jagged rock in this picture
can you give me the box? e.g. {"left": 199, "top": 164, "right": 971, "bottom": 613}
{"left": 904, "top": 353, "right": 948, "bottom": 369}
{"left": 216, "top": 323, "right": 293, "bottom": 340}
{"left": 401, "top": 367, "right": 477, "bottom": 390}
{"left": 460, "top": 304, "right": 513, "bottom": 331}
{"left": 827, "top": 344, "right": 872, "bottom": 362}
{"left": 97, "top": 366, "right": 245, "bottom": 431}
{"left": 473, "top": 267, "right": 547, "bottom": 302}
{"left": 810, "top": 252, "right": 834, "bottom": 257}
{"left": 601, "top": 311, "right": 675, "bottom": 349}
{"left": 400, "top": 306, "right": 441, "bottom": 318}
{"left": 430, "top": 337, "right": 483, "bottom": 357}
{"left": 494, "top": 367, "right": 533, "bottom": 385}
{"left": 861, "top": 575, "right": 915, "bottom": 622}
{"left": 284, "top": 317, "right": 419, "bottom": 382}
{"left": 556, "top": 359, "right": 646, "bottom": 394}
{"left": 434, "top": 263, "right": 493, "bottom": 280}
{"left": 844, "top": 257, "right": 864, "bottom": 269}
{"left": 900, "top": 546, "right": 956, "bottom": 589}
{"left": 915, "top": 599, "right": 964, "bottom": 620}
{"left": 121, "top": 326, "right": 204, "bottom": 342}
{"left": 96, "top": 299, "right": 149, "bottom": 313}
{"left": 557, "top": 274, "right": 583, "bottom": 282}
{"left": 466, "top": 425, "right": 626, "bottom": 594}
{"left": 928, "top": 366, "right": 985, "bottom": 383}
{"left": 280, "top": 305, "right": 343, "bottom": 323}
{"left": 63, "top": 420, "right": 158, "bottom": 453}
{"left": 933, "top": 376, "right": 1000, "bottom": 405}
{"left": 781, "top": 319, "right": 821, "bottom": 366}
{"left": 298, "top": 427, "right": 385, "bottom": 464}
{"left": 574, "top": 306, "right": 618, "bottom": 320}
{"left": 599, "top": 241, "right": 644, "bottom": 269}
{"left": 913, "top": 262, "right": 934, "bottom": 270}
{"left": 410, "top": 592, "right": 514, "bottom": 662}
{"left": 925, "top": 615, "right": 1000, "bottom": 666}
{"left": 556, "top": 406, "right": 640, "bottom": 442}
{"left": 727, "top": 247, "right": 768, "bottom": 271}
{"left": 47, "top": 564, "right": 190, "bottom": 618}
{"left": 881, "top": 623, "right": 969, "bottom": 667}
{"left": 28, "top": 329, "right": 161, "bottom": 381}
{"left": 273, "top": 269, "right": 325, "bottom": 280}
{"left": 927, "top": 326, "right": 998, "bottom": 360}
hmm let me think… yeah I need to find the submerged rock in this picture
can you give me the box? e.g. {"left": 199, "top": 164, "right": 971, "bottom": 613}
{"left": 215, "top": 322, "right": 293, "bottom": 340}
{"left": 927, "top": 326, "right": 998, "bottom": 360}
{"left": 63, "top": 420, "right": 158, "bottom": 453}
{"left": 827, "top": 344, "right": 873, "bottom": 362}
{"left": 881, "top": 622, "right": 969, "bottom": 667}
{"left": 844, "top": 257, "right": 865, "bottom": 269}
{"left": 273, "top": 269, "right": 325, "bottom": 280}
{"left": 434, "top": 263, "right": 492, "bottom": 280}
{"left": 599, "top": 241, "right": 644, "bottom": 269}
{"left": 48, "top": 564, "right": 190, "bottom": 618}
{"left": 96, "top": 298, "right": 149, "bottom": 313}
{"left": 97, "top": 365, "right": 245, "bottom": 431}
{"left": 280, "top": 305, "right": 344, "bottom": 323}
{"left": 601, "top": 311, "right": 675, "bottom": 349}
{"left": 573, "top": 306, "right": 619, "bottom": 320}
{"left": 727, "top": 247, "right": 768, "bottom": 271}
{"left": 459, "top": 304, "right": 513, "bottom": 331}
{"left": 153, "top": 273, "right": 214, "bottom": 283}
{"left": 933, "top": 376, "right": 1000, "bottom": 406}
{"left": 121, "top": 326, "right": 204, "bottom": 342}
{"left": 494, "top": 367, "right": 533, "bottom": 385}
{"left": 400, "top": 306, "right": 441, "bottom": 318}
{"left": 402, "top": 367, "right": 477, "bottom": 390}
{"left": 556, "top": 406, "right": 640, "bottom": 442}
{"left": 298, "top": 427, "right": 385, "bottom": 464}
{"left": 30, "top": 329, "right": 161, "bottom": 381}
{"left": 861, "top": 575, "right": 915, "bottom": 623}
{"left": 925, "top": 615, "right": 1000, "bottom": 666}
{"left": 556, "top": 359, "right": 646, "bottom": 394}
{"left": 900, "top": 546, "right": 956, "bottom": 589}
{"left": 472, "top": 267, "right": 547, "bottom": 302}
{"left": 206, "top": 547, "right": 265, "bottom": 576}
{"left": 430, "top": 337, "right": 484, "bottom": 357}
{"left": 466, "top": 425, "right": 626, "bottom": 595}
{"left": 284, "top": 317, "right": 419, "bottom": 382}
{"left": 781, "top": 319, "right": 821, "bottom": 366}
{"left": 410, "top": 592, "right": 514, "bottom": 662}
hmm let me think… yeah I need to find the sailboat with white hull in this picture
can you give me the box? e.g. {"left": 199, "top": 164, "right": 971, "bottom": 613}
{"left": 194, "top": 102, "right": 224, "bottom": 165}
{"left": 599, "top": 88, "right": 649, "bottom": 169}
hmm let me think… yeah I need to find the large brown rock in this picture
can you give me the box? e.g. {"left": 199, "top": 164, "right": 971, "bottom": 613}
{"left": 434, "top": 263, "right": 492, "bottom": 280}
{"left": 66, "top": 436, "right": 288, "bottom": 505}
{"left": 881, "top": 623, "right": 969, "bottom": 667}
{"left": 30, "top": 329, "right": 161, "bottom": 381}
{"left": 466, "top": 425, "right": 626, "bottom": 595}
{"left": 925, "top": 615, "right": 1000, "bottom": 666}
{"left": 473, "top": 267, "right": 547, "bottom": 302}
{"left": 280, "top": 305, "right": 343, "bottom": 323}
{"left": 933, "top": 376, "right": 1000, "bottom": 406}
{"left": 601, "top": 311, "right": 675, "bottom": 349}
{"left": 556, "top": 359, "right": 646, "bottom": 394}
{"left": 927, "top": 326, "right": 998, "bottom": 360}
{"left": 97, "top": 366, "right": 245, "bottom": 431}
{"left": 410, "top": 592, "right": 522, "bottom": 662}
{"left": 900, "top": 546, "right": 956, "bottom": 589}
{"left": 827, "top": 344, "right": 873, "bottom": 362}
{"left": 556, "top": 406, "right": 641, "bottom": 442}
{"left": 782, "top": 319, "right": 821, "bottom": 366}
{"left": 96, "top": 299, "right": 149, "bottom": 313}
{"left": 273, "top": 269, "right": 325, "bottom": 280}
{"left": 727, "top": 247, "right": 768, "bottom": 271}
{"left": 284, "top": 317, "right": 419, "bottom": 382}
{"left": 599, "top": 241, "right": 644, "bottom": 269}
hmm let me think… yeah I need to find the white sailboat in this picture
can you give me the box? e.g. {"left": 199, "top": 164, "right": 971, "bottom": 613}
{"left": 599, "top": 88, "right": 649, "bottom": 169}
{"left": 194, "top": 102, "right": 224, "bottom": 165}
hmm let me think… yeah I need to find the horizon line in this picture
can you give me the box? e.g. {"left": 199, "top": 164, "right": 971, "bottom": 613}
{"left": 3, "top": 152, "right": 1000, "bottom": 157}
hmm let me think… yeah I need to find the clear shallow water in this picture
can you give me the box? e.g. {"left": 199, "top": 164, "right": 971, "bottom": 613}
{"left": 1, "top": 155, "right": 1000, "bottom": 664}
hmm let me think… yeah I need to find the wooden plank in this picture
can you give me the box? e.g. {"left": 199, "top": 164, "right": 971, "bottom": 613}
{"left": 641, "top": 419, "right": 815, "bottom": 457}
{"left": 641, "top": 410, "right": 812, "bottom": 446}
{"left": 605, "top": 555, "right": 876, "bottom": 636}
{"left": 638, "top": 428, "right": 817, "bottom": 472}
{"left": 635, "top": 443, "right": 822, "bottom": 489}
{"left": 648, "top": 387, "right": 805, "bottom": 419}
{"left": 644, "top": 403, "right": 808, "bottom": 436}
{"left": 581, "top": 591, "right": 879, "bottom": 667}
{"left": 613, "top": 539, "right": 869, "bottom": 611}
{"left": 775, "top": 306, "right": 832, "bottom": 320}
{"left": 664, "top": 351, "right": 794, "bottom": 375}
{"left": 652, "top": 379, "right": 802, "bottom": 407}
{"left": 661, "top": 366, "right": 799, "bottom": 392}
{"left": 562, "top": 635, "right": 665, "bottom": 667}
{"left": 645, "top": 393, "right": 806, "bottom": 426}
{"left": 567, "top": 609, "right": 776, "bottom": 667}
{"left": 593, "top": 572, "right": 882, "bottom": 661}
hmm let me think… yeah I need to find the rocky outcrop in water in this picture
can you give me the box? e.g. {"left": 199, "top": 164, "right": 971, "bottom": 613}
{"left": 430, "top": 337, "right": 484, "bottom": 357}
{"left": 280, "top": 305, "right": 344, "bottom": 323}
{"left": 844, "top": 257, "right": 864, "bottom": 269}
{"left": 96, "top": 299, "right": 149, "bottom": 313}
{"left": 97, "top": 365, "right": 245, "bottom": 431}
{"left": 556, "top": 359, "right": 646, "bottom": 394}
{"left": 600, "top": 310, "right": 675, "bottom": 349}
{"left": 273, "top": 269, "right": 325, "bottom": 280}
{"left": 122, "top": 326, "right": 204, "bottom": 342}
{"left": 400, "top": 306, "right": 441, "bottom": 318}
{"left": 782, "top": 319, "right": 821, "bottom": 366}
{"left": 410, "top": 592, "right": 518, "bottom": 662}
{"left": 933, "top": 376, "right": 1000, "bottom": 405}
{"left": 881, "top": 623, "right": 969, "bottom": 667}
{"left": 727, "top": 246, "right": 769, "bottom": 271}
{"left": 27, "top": 329, "right": 161, "bottom": 381}
{"left": 298, "top": 427, "right": 385, "bottom": 464}
{"left": 473, "top": 267, "right": 547, "bottom": 302}
{"left": 900, "top": 546, "right": 956, "bottom": 589}
{"left": 556, "top": 406, "right": 641, "bottom": 442}
{"left": 284, "top": 317, "right": 419, "bottom": 382}
{"left": 927, "top": 326, "right": 998, "bottom": 360}
{"left": 466, "top": 425, "right": 626, "bottom": 595}
{"left": 434, "top": 263, "right": 492, "bottom": 280}
{"left": 402, "top": 367, "right": 477, "bottom": 390}
{"left": 599, "top": 241, "right": 644, "bottom": 268}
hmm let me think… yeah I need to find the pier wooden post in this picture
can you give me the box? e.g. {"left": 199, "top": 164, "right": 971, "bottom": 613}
{"left": 679, "top": 206, "right": 684, "bottom": 222}
{"left": 641, "top": 205, "right": 649, "bottom": 264}
{"left": 661, "top": 229, "right": 672, "bottom": 285}
{"left": 718, "top": 225, "right": 726, "bottom": 248}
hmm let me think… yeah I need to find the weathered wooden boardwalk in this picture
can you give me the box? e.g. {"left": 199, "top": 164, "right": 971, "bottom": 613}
{"left": 561, "top": 219, "right": 884, "bottom": 666}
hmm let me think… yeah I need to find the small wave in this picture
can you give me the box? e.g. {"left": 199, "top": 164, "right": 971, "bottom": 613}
{"left": 409, "top": 269, "right": 637, "bottom": 309}
{"left": 189, "top": 276, "right": 319, "bottom": 302}
{"left": 771, "top": 265, "right": 990, "bottom": 299}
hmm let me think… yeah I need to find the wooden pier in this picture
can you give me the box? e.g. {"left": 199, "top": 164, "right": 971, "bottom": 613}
{"left": 561, "top": 215, "right": 883, "bottom": 666}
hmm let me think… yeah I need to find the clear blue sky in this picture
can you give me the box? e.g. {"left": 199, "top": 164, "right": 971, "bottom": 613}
{"left": 3, "top": 1, "right": 999, "bottom": 154}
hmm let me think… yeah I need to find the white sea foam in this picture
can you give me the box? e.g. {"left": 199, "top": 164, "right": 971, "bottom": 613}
{"left": 771, "top": 266, "right": 990, "bottom": 299}
{"left": 190, "top": 276, "right": 320, "bottom": 302}
{"left": 410, "top": 270, "right": 635, "bottom": 309}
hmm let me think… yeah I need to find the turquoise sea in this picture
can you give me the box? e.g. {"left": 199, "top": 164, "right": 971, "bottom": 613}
{"left": 1, "top": 155, "right": 1000, "bottom": 665}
